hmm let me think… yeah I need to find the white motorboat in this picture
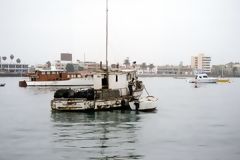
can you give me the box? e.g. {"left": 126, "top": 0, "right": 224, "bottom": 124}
{"left": 129, "top": 96, "right": 158, "bottom": 111}
{"left": 188, "top": 73, "right": 218, "bottom": 83}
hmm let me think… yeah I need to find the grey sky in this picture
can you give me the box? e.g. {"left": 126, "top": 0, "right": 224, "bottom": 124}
{"left": 0, "top": 0, "right": 240, "bottom": 65}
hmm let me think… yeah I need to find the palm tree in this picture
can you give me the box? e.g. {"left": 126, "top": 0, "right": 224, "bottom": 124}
{"left": 123, "top": 57, "right": 130, "bottom": 68}
{"left": 2, "top": 56, "right": 7, "bottom": 61}
{"left": 16, "top": 58, "right": 21, "bottom": 64}
{"left": 148, "top": 63, "right": 155, "bottom": 73}
{"left": 66, "top": 63, "right": 74, "bottom": 72}
{"left": 140, "top": 62, "right": 147, "bottom": 72}
{"left": 10, "top": 54, "right": 14, "bottom": 63}
{"left": 46, "top": 61, "right": 51, "bottom": 68}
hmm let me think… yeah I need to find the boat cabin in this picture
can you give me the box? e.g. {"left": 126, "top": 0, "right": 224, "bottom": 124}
{"left": 195, "top": 73, "right": 208, "bottom": 79}
{"left": 28, "top": 69, "right": 88, "bottom": 81}
{"left": 93, "top": 69, "right": 138, "bottom": 96}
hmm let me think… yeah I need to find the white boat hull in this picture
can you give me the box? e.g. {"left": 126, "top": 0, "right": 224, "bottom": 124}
{"left": 129, "top": 96, "right": 158, "bottom": 111}
{"left": 188, "top": 73, "right": 218, "bottom": 83}
{"left": 188, "top": 78, "right": 218, "bottom": 83}
{"left": 26, "top": 78, "right": 93, "bottom": 86}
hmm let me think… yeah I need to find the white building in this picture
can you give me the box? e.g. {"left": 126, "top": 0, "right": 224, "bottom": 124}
{"left": 191, "top": 53, "right": 211, "bottom": 73}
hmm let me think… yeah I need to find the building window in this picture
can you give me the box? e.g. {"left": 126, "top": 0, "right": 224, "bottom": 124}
{"left": 116, "top": 75, "right": 118, "bottom": 82}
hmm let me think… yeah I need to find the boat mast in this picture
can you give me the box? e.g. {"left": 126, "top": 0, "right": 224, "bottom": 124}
{"left": 105, "top": 0, "right": 109, "bottom": 89}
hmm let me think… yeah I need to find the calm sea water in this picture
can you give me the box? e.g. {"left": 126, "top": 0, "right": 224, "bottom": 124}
{"left": 0, "top": 77, "right": 240, "bottom": 160}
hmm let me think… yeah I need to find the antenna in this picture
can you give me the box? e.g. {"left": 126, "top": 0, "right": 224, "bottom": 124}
{"left": 106, "top": 0, "right": 108, "bottom": 71}
{"left": 105, "top": 0, "right": 109, "bottom": 89}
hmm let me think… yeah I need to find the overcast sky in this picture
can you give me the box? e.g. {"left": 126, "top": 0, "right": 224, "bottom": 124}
{"left": 0, "top": 0, "right": 240, "bottom": 65}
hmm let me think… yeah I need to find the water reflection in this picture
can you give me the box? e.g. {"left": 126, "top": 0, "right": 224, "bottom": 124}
{"left": 50, "top": 111, "right": 143, "bottom": 159}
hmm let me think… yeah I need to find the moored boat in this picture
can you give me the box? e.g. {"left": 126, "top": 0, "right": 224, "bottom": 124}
{"left": 51, "top": 69, "right": 145, "bottom": 111}
{"left": 51, "top": 0, "right": 158, "bottom": 112}
{"left": 19, "top": 69, "right": 93, "bottom": 87}
{"left": 187, "top": 73, "right": 218, "bottom": 83}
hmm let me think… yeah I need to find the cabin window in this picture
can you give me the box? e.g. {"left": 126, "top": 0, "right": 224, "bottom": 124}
{"left": 116, "top": 75, "right": 118, "bottom": 82}
{"left": 199, "top": 76, "right": 202, "bottom": 78}
{"left": 67, "top": 75, "right": 70, "bottom": 78}
{"left": 203, "top": 76, "right": 207, "bottom": 78}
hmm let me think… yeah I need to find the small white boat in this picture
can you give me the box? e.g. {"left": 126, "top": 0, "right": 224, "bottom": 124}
{"left": 129, "top": 96, "right": 158, "bottom": 111}
{"left": 187, "top": 73, "right": 218, "bottom": 83}
{"left": 0, "top": 83, "right": 6, "bottom": 87}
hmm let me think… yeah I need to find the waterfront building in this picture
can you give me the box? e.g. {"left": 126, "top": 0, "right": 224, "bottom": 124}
{"left": 0, "top": 63, "right": 28, "bottom": 76}
{"left": 84, "top": 61, "right": 100, "bottom": 71}
{"left": 191, "top": 53, "right": 211, "bottom": 73}
{"left": 211, "top": 62, "right": 240, "bottom": 77}
{"left": 157, "top": 65, "right": 192, "bottom": 76}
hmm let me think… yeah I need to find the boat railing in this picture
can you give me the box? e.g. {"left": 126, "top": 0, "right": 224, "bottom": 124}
{"left": 53, "top": 98, "right": 88, "bottom": 101}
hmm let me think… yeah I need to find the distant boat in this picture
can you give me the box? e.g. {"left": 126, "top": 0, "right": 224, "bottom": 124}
{"left": 187, "top": 73, "right": 218, "bottom": 83}
{"left": 217, "top": 78, "right": 230, "bottom": 83}
{"left": 0, "top": 83, "right": 6, "bottom": 87}
{"left": 19, "top": 69, "right": 94, "bottom": 87}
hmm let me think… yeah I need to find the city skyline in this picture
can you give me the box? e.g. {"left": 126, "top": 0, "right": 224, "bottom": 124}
{"left": 0, "top": 0, "right": 240, "bottom": 65}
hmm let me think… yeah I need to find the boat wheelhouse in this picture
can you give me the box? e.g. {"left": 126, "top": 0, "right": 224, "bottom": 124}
{"left": 19, "top": 69, "right": 93, "bottom": 87}
{"left": 188, "top": 73, "right": 218, "bottom": 83}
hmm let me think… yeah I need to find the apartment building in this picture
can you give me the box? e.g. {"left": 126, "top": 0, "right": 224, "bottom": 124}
{"left": 191, "top": 53, "right": 211, "bottom": 73}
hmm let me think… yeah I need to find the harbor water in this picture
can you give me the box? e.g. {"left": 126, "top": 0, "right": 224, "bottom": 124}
{"left": 0, "top": 77, "right": 240, "bottom": 160}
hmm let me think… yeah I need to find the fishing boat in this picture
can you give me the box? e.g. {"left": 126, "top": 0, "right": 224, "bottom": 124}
{"left": 187, "top": 73, "right": 218, "bottom": 83}
{"left": 51, "top": 69, "right": 146, "bottom": 111}
{"left": 19, "top": 69, "right": 93, "bottom": 87}
{"left": 51, "top": 0, "right": 158, "bottom": 112}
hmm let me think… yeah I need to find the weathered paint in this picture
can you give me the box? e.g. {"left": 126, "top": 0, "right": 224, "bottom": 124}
{"left": 51, "top": 98, "right": 129, "bottom": 111}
